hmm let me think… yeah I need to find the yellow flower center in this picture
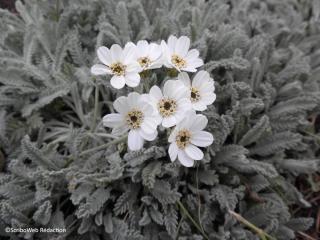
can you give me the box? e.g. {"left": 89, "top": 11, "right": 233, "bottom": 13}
{"left": 110, "top": 62, "right": 126, "bottom": 76}
{"left": 190, "top": 87, "right": 201, "bottom": 102}
{"left": 126, "top": 109, "right": 144, "bottom": 129}
{"left": 176, "top": 129, "right": 191, "bottom": 149}
{"left": 171, "top": 54, "right": 186, "bottom": 69}
{"left": 138, "top": 57, "right": 151, "bottom": 68}
{"left": 158, "top": 98, "right": 177, "bottom": 117}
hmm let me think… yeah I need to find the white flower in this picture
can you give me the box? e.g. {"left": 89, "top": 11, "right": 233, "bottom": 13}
{"left": 178, "top": 71, "right": 216, "bottom": 111}
{"left": 129, "top": 40, "right": 162, "bottom": 70}
{"left": 103, "top": 92, "right": 159, "bottom": 151}
{"left": 147, "top": 80, "right": 192, "bottom": 128}
{"left": 161, "top": 35, "right": 203, "bottom": 72}
{"left": 168, "top": 112, "right": 214, "bottom": 167}
{"left": 91, "top": 43, "right": 142, "bottom": 89}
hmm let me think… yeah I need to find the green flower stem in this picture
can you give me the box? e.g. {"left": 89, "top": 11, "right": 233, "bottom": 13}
{"left": 176, "top": 200, "right": 209, "bottom": 240}
{"left": 228, "top": 210, "right": 276, "bottom": 240}
{"left": 79, "top": 134, "right": 128, "bottom": 157}
{"left": 175, "top": 214, "right": 184, "bottom": 240}
{"left": 302, "top": 130, "right": 320, "bottom": 142}
{"left": 196, "top": 166, "right": 205, "bottom": 234}
{"left": 78, "top": 82, "right": 100, "bottom": 153}
{"left": 91, "top": 83, "right": 100, "bottom": 132}
{"left": 55, "top": 0, "right": 60, "bottom": 21}
{"left": 64, "top": 134, "right": 127, "bottom": 167}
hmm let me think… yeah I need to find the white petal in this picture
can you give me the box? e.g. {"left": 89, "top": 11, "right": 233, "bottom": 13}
{"left": 123, "top": 43, "right": 137, "bottom": 64}
{"left": 110, "top": 44, "right": 122, "bottom": 62}
{"left": 172, "top": 82, "right": 190, "bottom": 100}
{"left": 178, "top": 150, "right": 194, "bottom": 167}
{"left": 139, "top": 128, "right": 157, "bottom": 141}
{"left": 91, "top": 64, "right": 111, "bottom": 75}
{"left": 191, "top": 131, "right": 214, "bottom": 147}
{"left": 181, "top": 66, "right": 197, "bottom": 72}
{"left": 186, "top": 58, "right": 203, "bottom": 69}
{"left": 168, "top": 143, "right": 178, "bottom": 162}
{"left": 125, "top": 42, "right": 136, "bottom": 48}
{"left": 164, "top": 80, "right": 188, "bottom": 99}
{"left": 160, "top": 40, "right": 168, "bottom": 54}
{"left": 201, "top": 93, "right": 216, "bottom": 105}
{"left": 125, "top": 72, "right": 140, "bottom": 87}
{"left": 176, "top": 114, "right": 192, "bottom": 129}
{"left": 173, "top": 110, "right": 188, "bottom": 125}
{"left": 148, "top": 43, "right": 162, "bottom": 60}
{"left": 154, "top": 114, "right": 162, "bottom": 125}
{"left": 148, "top": 61, "right": 163, "bottom": 69}
{"left": 163, "top": 80, "right": 175, "bottom": 97}
{"left": 178, "top": 72, "right": 191, "bottom": 87}
{"left": 185, "top": 49, "right": 199, "bottom": 60}
{"left": 140, "top": 93, "right": 151, "bottom": 103}
{"left": 110, "top": 75, "right": 126, "bottom": 89}
{"left": 97, "top": 46, "right": 112, "bottom": 65}
{"left": 175, "top": 36, "right": 190, "bottom": 57}
{"left": 161, "top": 40, "right": 172, "bottom": 66}
{"left": 149, "top": 86, "right": 163, "bottom": 100}
{"left": 162, "top": 116, "right": 177, "bottom": 128}
{"left": 140, "top": 103, "right": 155, "bottom": 116}
{"left": 168, "top": 128, "right": 177, "bottom": 142}
{"left": 127, "top": 92, "right": 141, "bottom": 108}
{"left": 193, "top": 70, "right": 210, "bottom": 88}
{"left": 164, "top": 61, "right": 174, "bottom": 69}
{"left": 192, "top": 101, "right": 207, "bottom": 111}
{"left": 103, "top": 113, "right": 123, "bottom": 128}
{"left": 175, "top": 103, "right": 192, "bottom": 124}
{"left": 142, "top": 100, "right": 159, "bottom": 119}
{"left": 137, "top": 40, "right": 149, "bottom": 57}
{"left": 112, "top": 124, "right": 129, "bottom": 135}
{"left": 128, "top": 130, "right": 144, "bottom": 151}
{"left": 189, "top": 114, "right": 208, "bottom": 131}
{"left": 177, "top": 98, "right": 192, "bottom": 112}
{"left": 198, "top": 83, "right": 215, "bottom": 96}
{"left": 126, "top": 62, "right": 142, "bottom": 72}
{"left": 141, "top": 117, "right": 158, "bottom": 134}
{"left": 113, "top": 96, "right": 129, "bottom": 114}
{"left": 199, "top": 80, "right": 215, "bottom": 90}
{"left": 167, "top": 35, "right": 177, "bottom": 51}
{"left": 185, "top": 144, "right": 203, "bottom": 160}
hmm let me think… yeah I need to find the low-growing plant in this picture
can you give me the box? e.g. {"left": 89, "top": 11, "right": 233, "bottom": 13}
{"left": 0, "top": 0, "right": 319, "bottom": 239}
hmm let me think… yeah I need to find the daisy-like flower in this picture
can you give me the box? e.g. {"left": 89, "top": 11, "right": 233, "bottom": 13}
{"left": 91, "top": 43, "right": 142, "bottom": 89}
{"left": 178, "top": 71, "right": 216, "bottom": 111}
{"left": 129, "top": 40, "right": 162, "bottom": 70}
{"left": 147, "top": 80, "right": 192, "bottom": 128}
{"left": 161, "top": 35, "right": 203, "bottom": 72}
{"left": 168, "top": 112, "right": 214, "bottom": 167}
{"left": 103, "top": 92, "right": 159, "bottom": 151}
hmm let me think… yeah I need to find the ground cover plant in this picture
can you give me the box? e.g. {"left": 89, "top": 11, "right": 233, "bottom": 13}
{"left": 0, "top": 0, "right": 320, "bottom": 239}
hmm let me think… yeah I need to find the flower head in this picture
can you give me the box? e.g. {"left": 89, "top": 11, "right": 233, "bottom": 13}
{"left": 103, "top": 92, "right": 159, "bottom": 151}
{"left": 147, "top": 80, "right": 192, "bottom": 128}
{"left": 91, "top": 43, "right": 142, "bottom": 89}
{"left": 168, "top": 112, "right": 214, "bottom": 167}
{"left": 129, "top": 40, "right": 162, "bottom": 70}
{"left": 161, "top": 35, "right": 203, "bottom": 72}
{"left": 178, "top": 71, "right": 216, "bottom": 111}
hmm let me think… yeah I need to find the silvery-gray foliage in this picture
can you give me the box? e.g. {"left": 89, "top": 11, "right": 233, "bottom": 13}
{"left": 0, "top": 0, "right": 319, "bottom": 239}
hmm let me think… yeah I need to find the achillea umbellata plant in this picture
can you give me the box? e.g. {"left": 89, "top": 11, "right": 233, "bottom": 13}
{"left": 0, "top": 0, "right": 320, "bottom": 239}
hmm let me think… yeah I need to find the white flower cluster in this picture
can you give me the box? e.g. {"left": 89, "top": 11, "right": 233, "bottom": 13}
{"left": 91, "top": 36, "right": 216, "bottom": 167}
